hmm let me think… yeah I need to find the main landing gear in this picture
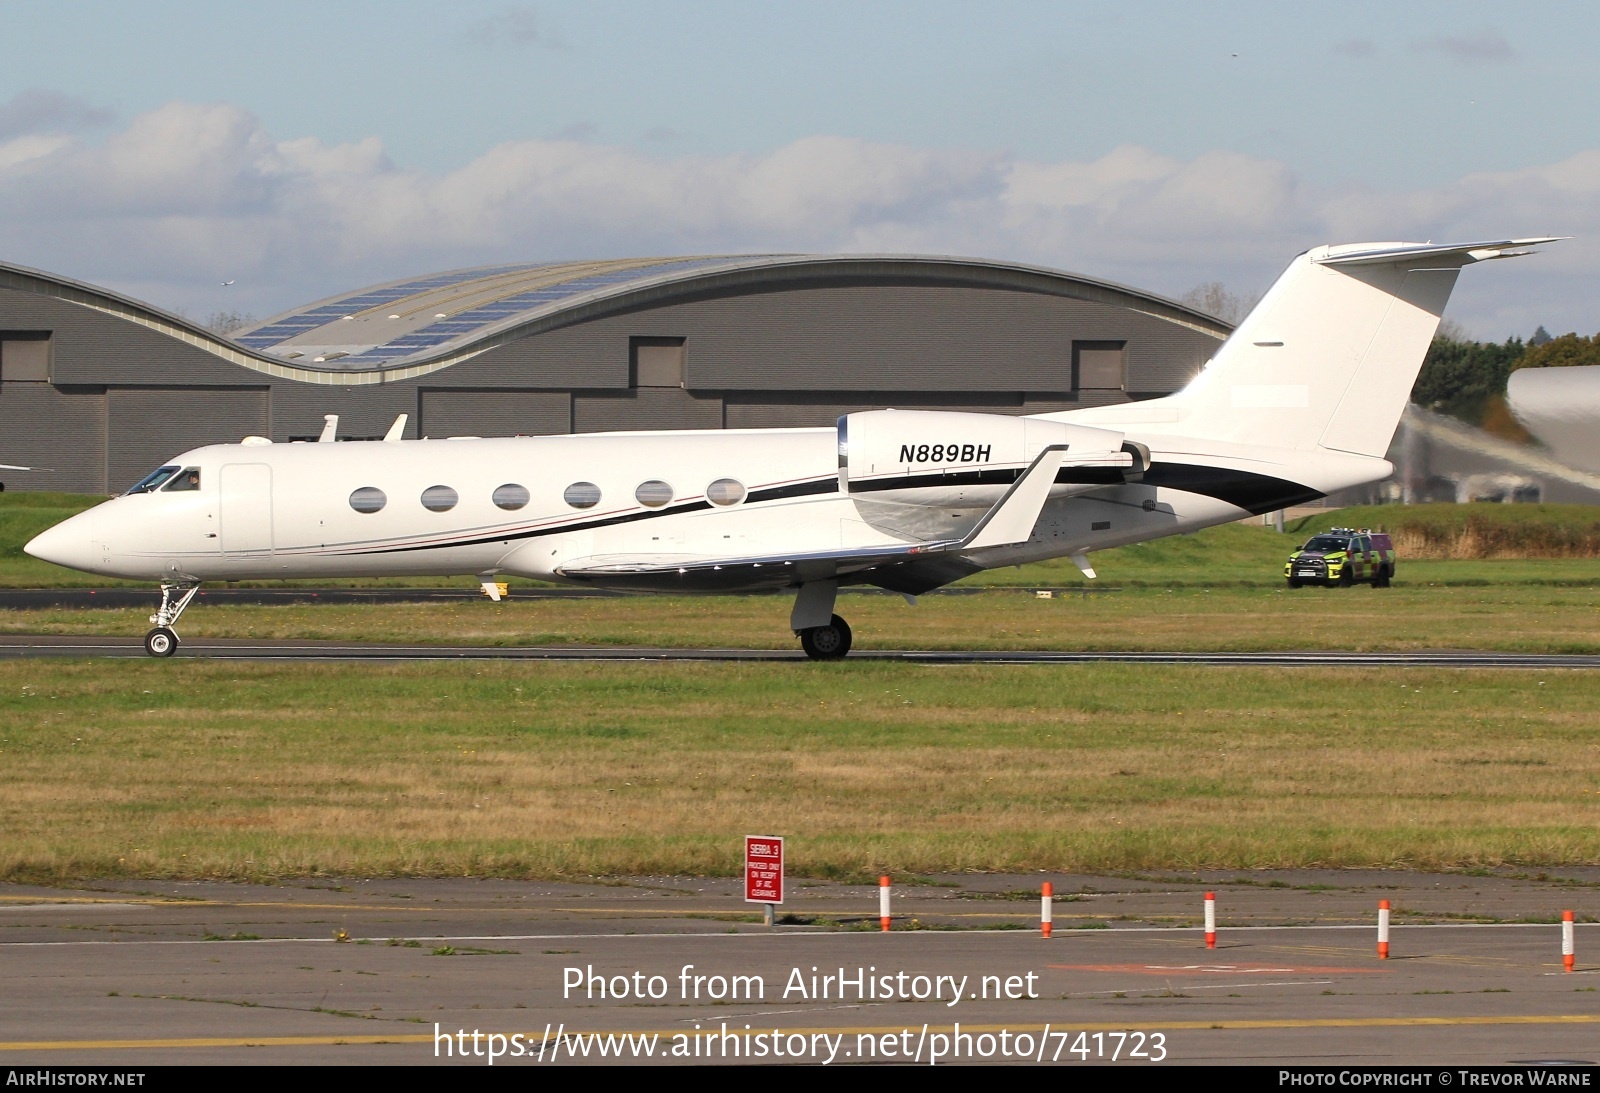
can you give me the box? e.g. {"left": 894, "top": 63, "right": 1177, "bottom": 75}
{"left": 144, "top": 582, "right": 200, "bottom": 658}
{"left": 792, "top": 579, "right": 853, "bottom": 660}
{"left": 799, "top": 614, "right": 853, "bottom": 660}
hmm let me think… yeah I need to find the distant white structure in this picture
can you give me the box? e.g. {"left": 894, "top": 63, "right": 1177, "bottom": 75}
{"left": 1507, "top": 365, "right": 1600, "bottom": 475}
{"left": 1453, "top": 472, "right": 1541, "bottom": 504}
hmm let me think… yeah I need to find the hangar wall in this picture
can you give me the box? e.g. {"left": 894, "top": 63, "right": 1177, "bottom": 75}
{"left": 454, "top": 283, "right": 1214, "bottom": 395}
{"left": 0, "top": 265, "right": 1225, "bottom": 495}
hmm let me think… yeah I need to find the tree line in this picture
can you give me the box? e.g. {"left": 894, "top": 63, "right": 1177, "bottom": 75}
{"left": 1413, "top": 327, "right": 1600, "bottom": 434}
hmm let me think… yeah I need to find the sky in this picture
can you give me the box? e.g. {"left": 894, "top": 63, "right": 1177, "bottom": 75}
{"left": 0, "top": 1, "right": 1595, "bottom": 339}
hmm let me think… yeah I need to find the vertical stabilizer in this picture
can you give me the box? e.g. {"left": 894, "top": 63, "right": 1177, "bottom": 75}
{"left": 1162, "top": 239, "right": 1556, "bottom": 457}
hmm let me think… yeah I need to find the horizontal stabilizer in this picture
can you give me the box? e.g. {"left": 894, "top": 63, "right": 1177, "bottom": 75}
{"left": 1316, "top": 238, "right": 1562, "bottom": 268}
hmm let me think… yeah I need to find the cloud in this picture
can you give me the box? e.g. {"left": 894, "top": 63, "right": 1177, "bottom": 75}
{"left": 1410, "top": 28, "right": 1515, "bottom": 63}
{"left": 0, "top": 89, "right": 114, "bottom": 140}
{"left": 466, "top": 5, "right": 563, "bottom": 49}
{"left": 0, "top": 101, "right": 1587, "bottom": 338}
{"left": 552, "top": 121, "right": 599, "bottom": 142}
{"left": 1331, "top": 37, "right": 1376, "bottom": 59}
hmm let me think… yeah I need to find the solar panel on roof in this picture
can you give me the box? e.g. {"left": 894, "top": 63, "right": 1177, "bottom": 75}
{"left": 246, "top": 256, "right": 763, "bottom": 364}
{"left": 241, "top": 263, "right": 559, "bottom": 346}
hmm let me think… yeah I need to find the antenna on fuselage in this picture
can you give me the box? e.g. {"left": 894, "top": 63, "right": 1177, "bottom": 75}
{"left": 383, "top": 414, "right": 408, "bottom": 442}
{"left": 318, "top": 415, "right": 339, "bottom": 443}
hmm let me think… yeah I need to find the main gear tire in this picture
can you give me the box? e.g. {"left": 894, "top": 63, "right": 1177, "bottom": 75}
{"left": 800, "top": 615, "right": 853, "bottom": 660}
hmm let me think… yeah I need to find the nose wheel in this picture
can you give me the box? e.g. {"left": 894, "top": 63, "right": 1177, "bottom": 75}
{"left": 799, "top": 614, "right": 853, "bottom": 660}
{"left": 144, "top": 582, "right": 200, "bottom": 658}
{"left": 143, "top": 627, "right": 179, "bottom": 657}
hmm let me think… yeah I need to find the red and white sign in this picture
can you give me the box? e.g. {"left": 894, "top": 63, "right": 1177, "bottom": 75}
{"left": 744, "top": 836, "right": 784, "bottom": 905}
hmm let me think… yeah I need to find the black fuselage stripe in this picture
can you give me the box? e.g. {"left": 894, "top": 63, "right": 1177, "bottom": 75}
{"left": 851, "top": 463, "right": 1319, "bottom": 513}
{"left": 849, "top": 466, "right": 1128, "bottom": 492}
{"left": 1139, "top": 465, "right": 1324, "bottom": 515}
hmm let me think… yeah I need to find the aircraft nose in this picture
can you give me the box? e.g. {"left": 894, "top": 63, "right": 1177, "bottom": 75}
{"left": 24, "top": 513, "right": 98, "bottom": 573}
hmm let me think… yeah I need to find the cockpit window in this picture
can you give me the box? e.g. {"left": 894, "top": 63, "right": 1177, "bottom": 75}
{"left": 125, "top": 466, "right": 180, "bottom": 495}
{"left": 161, "top": 467, "right": 202, "bottom": 492}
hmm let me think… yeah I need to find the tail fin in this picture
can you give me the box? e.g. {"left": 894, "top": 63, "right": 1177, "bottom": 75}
{"left": 1162, "top": 239, "right": 1556, "bottom": 457}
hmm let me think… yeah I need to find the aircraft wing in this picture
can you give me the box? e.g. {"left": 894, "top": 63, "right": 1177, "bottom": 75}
{"left": 555, "top": 446, "right": 1068, "bottom": 590}
{"left": 555, "top": 539, "right": 961, "bottom": 590}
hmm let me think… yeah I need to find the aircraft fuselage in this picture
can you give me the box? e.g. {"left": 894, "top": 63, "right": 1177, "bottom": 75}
{"left": 25, "top": 421, "right": 1369, "bottom": 590}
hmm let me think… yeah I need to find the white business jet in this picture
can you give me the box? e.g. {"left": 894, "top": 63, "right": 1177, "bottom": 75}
{"left": 25, "top": 239, "right": 1554, "bottom": 658}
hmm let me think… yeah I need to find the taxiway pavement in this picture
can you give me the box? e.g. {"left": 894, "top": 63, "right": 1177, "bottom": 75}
{"left": 1, "top": 871, "right": 1596, "bottom": 1066}
{"left": 1, "top": 633, "right": 1597, "bottom": 668}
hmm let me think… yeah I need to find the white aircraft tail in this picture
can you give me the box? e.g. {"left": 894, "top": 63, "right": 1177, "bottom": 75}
{"left": 1158, "top": 239, "right": 1557, "bottom": 457}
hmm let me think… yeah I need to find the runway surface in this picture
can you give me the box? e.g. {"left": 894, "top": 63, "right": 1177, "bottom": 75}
{"left": 1, "top": 870, "right": 1595, "bottom": 1066}
{"left": 1, "top": 632, "right": 1596, "bottom": 667}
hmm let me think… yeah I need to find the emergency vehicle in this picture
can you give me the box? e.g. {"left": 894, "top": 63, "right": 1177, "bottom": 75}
{"left": 1285, "top": 527, "right": 1394, "bottom": 588}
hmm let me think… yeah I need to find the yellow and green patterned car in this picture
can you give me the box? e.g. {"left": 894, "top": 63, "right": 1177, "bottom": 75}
{"left": 1285, "top": 527, "right": 1394, "bottom": 588}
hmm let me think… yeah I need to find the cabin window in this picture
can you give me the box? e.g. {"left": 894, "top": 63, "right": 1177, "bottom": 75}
{"left": 635, "top": 480, "right": 673, "bottom": 508}
{"left": 563, "top": 482, "right": 601, "bottom": 509}
{"left": 706, "top": 478, "right": 746, "bottom": 506}
{"left": 125, "top": 466, "right": 180, "bottom": 495}
{"left": 421, "top": 485, "right": 459, "bottom": 512}
{"left": 493, "top": 483, "right": 530, "bottom": 510}
{"left": 349, "top": 486, "right": 387, "bottom": 513}
{"left": 162, "top": 467, "right": 202, "bottom": 492}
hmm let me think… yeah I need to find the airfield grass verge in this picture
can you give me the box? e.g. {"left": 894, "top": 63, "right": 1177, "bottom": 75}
{"left": 0, "top": 659, "right": 1596, "bottom": 881}
{"left": 3, "top": 582, "right": 1597, "bottom": 653}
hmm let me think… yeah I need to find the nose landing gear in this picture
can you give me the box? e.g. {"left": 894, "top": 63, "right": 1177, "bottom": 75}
{"left": 144, "top": 582, "right": 200, "bottom": 658}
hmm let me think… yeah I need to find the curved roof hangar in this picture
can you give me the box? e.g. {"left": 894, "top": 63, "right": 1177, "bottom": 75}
{"left": 3, "top": 253, "right": 1230, "bottom": 388}
{"left": 229, "top": 254, "right": 1232, "bottom": 383}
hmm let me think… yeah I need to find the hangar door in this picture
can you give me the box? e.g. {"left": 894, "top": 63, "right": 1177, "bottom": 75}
{"left": 220, "top": 464, "right": 273, "bottom": 554}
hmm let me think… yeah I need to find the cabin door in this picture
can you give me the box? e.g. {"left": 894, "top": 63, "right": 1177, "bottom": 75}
{"left": 219, "top": 463, "right": 274, "bottom": 554}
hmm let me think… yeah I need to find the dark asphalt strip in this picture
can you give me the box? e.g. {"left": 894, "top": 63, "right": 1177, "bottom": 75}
{"left": 0, "top": 635, "right": 1593, "bottom": 668}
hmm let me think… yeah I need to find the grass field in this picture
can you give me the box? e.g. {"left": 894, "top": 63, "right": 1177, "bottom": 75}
{"left": 1, "top": 659, "right": 1595, "bottom": 882}
{"left": 3, "top": 494, "right": 1596, "bottom": 883}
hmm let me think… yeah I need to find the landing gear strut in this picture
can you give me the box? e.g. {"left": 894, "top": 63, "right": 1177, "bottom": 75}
{"left": 791, "top": 579, "right": 853, "bottom": 660}
{"left": 144, "top": 582, "right": 200, "bottom": 658}
{"left": 799, "top": 614, "right": 853, "bottom": 661}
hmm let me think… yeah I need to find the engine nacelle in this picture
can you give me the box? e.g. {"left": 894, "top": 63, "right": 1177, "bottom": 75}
{"left": 837, "top": 409, "right": 1142, "bottom": 492}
